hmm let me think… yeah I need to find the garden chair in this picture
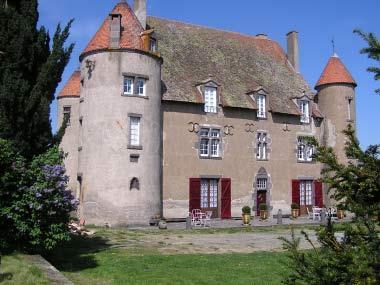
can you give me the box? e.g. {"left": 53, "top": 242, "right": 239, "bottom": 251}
{"left": 204, "top": 211, "right": 212, "bottom": 227}
{"left": 191, "top": 209, "right": 202, "bottom": 227}
{"left": 312, "top": 206, "right": 321, "bottom": 221}
{"left": 306, "top": 207, "right": 313, "bottom": 219}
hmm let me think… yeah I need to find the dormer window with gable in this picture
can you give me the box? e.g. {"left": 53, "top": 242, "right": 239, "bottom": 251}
{"left": 204, "top": 86, "right": 217, "bottom": 113}
{"left": 299, "top": 100, "right": 310, "bottom": 123}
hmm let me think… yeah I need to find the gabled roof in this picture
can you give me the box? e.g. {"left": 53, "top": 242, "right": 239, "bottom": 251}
{"left": 315, "top": 54, "right": 356, "bottom": 89}
{"left": 148, "top": 17, "right": 310, "bottom": 115}
{"left": 57, "top": 71, "right": 81, "bottom": 98}
{"left": 81, "top": 1, "right": 144, "bottom": 58}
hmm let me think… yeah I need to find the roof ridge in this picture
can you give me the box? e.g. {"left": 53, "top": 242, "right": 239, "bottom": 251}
{"left": 148, "top": 15, "right": 276, "bottom": 42}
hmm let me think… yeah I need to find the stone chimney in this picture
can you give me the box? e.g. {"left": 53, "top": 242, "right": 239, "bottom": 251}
{"left": 286, "top": 31, "right": 300, "bottom": 73}
{"left": 134, "top": 0, "right": 147, "bottom": 29}
{"left": 109, "top": 14, "right": 122, "bottom": 49}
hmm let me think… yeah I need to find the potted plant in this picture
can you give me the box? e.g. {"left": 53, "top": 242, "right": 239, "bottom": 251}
{"left": 291, "top": 203, "right": 300, "bottom": 218}
{"left": 241, "top": 206, "right": 251, "bottom": 225}
{"left": 259, "top": 203, "right": 268, "bottom": 220}
{"left": 337, "top": 205, "right": 345, "bottom": 219}
{"left": 158, "top": 217, "right": 167, "bottom": 229}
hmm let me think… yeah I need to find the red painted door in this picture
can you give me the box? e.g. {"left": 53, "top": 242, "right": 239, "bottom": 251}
{"left": 221, "top": 178, "right": 231, "bottom": 219}
{"left": 256, "top": 191, "right": 267, "bottom": 215}
{"left": 189, "top": 178, "right": 201, "bottom": 213}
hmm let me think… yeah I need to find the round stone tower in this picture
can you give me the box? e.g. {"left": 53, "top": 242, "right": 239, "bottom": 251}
{"left": 78, "top": 0, "right": 162, "bottom": 225}
{"left": 315, "top": 53, "right": 357, "bottom": 163}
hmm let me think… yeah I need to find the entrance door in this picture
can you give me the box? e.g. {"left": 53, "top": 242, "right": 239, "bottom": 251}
{"left": 256, "top": 190, "right": 267, "bottom": 215}
{"left": 200, "top": 179, "right": 219, "bottom": 218}
{"left": 299, "top": 180, "right": 313, "bottom": 215}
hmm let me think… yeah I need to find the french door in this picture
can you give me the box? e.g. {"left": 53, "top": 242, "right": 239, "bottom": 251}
{"left": 299, "top": 180, "right": 313, "bottom": 215}
{"left": 200, "top": 179, "right": 219, "bottom": 218}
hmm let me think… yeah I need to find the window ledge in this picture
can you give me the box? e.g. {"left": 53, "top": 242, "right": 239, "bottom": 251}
{"left": 256, "top": 159, "right": 269, "bottom": 162}
{"left": 297, "top": 160, "right": 314, "bottom": 164}
{"left": 122, "top": 94, "right": 149, "bottom": 99}
{"left": 199, "top": 156, "right": 222, "bottom": 160}
{"left": 128, "top": 145, "right": 143, "bottom": 150}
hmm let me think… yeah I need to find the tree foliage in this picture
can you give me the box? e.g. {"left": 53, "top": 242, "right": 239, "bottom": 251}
{"left": 0, "top": 0, "right": 74, "bottom": 158}
{"left": 354, "top": 29, "right": 380, "bottom": 94}
{"left": 281, "top": 125, "right": 380, "bottom": 284}
{"left": 0, "top": 139, "right": 78, "bottom": 252}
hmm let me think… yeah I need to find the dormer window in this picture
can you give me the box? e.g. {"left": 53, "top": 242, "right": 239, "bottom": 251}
{"left": 257, "top": 94, "right": 266, "bottom": 118}
{"left": 204, "top": 86, "right": 217, "bottom": 113}
{"left": 299, "top": 100, "right": 310, "bottom": 123}
{"left": 150, "top": 38, "right": 157, "bottom": 52}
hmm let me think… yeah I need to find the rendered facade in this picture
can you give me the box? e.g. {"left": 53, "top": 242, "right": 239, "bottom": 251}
{"left": 57, "top": 0, "right": 357, "bottom": 225}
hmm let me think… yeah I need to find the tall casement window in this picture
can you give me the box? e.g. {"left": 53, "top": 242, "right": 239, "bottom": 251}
{"left": 63, "top": 106, "right": 71, "bottom": 125}
{"left": 297, "top": 137, "right": 314, "bottom": 162}
{"left": 299, "top": 100, "right": 310, "bottom": 123}
{"left": 136, "top": 78, "right": 146, "bottom": 96}
{"left": 257, "top": 94, "right": 266, "bottom": 118}
{"left": 128, "top": 116, "right": 141, "bottom": 148}
{"left": 123, "top": 76, "right": 134, "bottom": 95}
{"left": 204, "top": 86, "right": 217, "bottom": 113}
{"left": 256, "top": 132, "right": 268, "bottom": 160}
{"left": 347, "top": 97, "right": 354, "bottom": 121}
{"left": 199, "top": 128, "right": 221, "bottom": 158}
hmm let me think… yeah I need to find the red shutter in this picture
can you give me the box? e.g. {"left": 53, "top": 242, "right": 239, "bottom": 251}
{"left": 292, "top": 180, "right": 300, "bottom": 204}
{"left": 221, "top": 178, "right": 231, "bottom": 219}
{"left": 189, "top": 178, "right": 201, "bottom": 212}
{"left": 314, "top": 181, "right": 323, "bottom": 207}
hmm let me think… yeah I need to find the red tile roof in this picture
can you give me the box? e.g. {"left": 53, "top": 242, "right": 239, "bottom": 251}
{"left": 57, "top": 71, "right": 81, "bottom": 98}
{"left": 81, "top": 1, "right": 144, "bottom": 58}
{"left": 315, "top": 54, "right": 356, "bottom": 89}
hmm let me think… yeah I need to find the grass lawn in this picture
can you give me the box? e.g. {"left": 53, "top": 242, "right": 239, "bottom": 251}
{"left": 45, "top": 226, "right": 295, "bottom": 285}
{"left": 0, "top": 254, "right": 50, "bottom": 285}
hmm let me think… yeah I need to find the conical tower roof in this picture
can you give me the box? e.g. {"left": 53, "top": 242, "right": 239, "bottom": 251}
{"left": 57, "top": 70, "right": 81, "bottom": 98}
{"left": 315, "top": 53, "right": 356, "bottom": 89}
{"left": 80, "top": 1, "right": 144, "bottom": 59}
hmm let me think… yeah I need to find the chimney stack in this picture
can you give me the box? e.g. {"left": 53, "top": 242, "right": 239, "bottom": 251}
{"left": 286, "top": 31, "right": 300, "bottom": 73}
{"left": 134, "top": 0, "right": 147, "bottom": 29}
{"left": 109, "top": 14, "right": 122, "bottom": 49}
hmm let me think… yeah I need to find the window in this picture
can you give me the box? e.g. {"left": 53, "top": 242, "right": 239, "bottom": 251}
{"left": 297, "top": 137, "right": 314, "bottom": 162}
{"left": 129, "top": 116, "right": 141, "bottom": 146}
{"left": 299, "top": 180, "right": 313, "bottom": 206}
{"left": 257, "top": 178, "right": 267, "bottom": 190}
{"left": 201, "top": 179, "right": 218, "bottom": 208}
{"left": 130, "top": 177, "right": 140, "bottom": 190}
{"left": 257, "top": 94, "right": 266, "bottom": 118}
{"left": 136, "top": 78, "right": 146, "bottom": 96}
{"left": 347, "top": 98, "right": 354, "bottom": 121}
{"left": 63, "top": 106, "right": 71, "bottom": 125}
{"left": 199, "top": 128, "right": 221, "bottom": 158}
{"left": 204, "top": 86, "right": 217, "bottom": 113}
{"left": 256, "top": 132, "right": 267, "bottom": 160}
{"left": 123, "top": 76, "right": 134, "bottom": 95}
{"left": 150, "top": 38, "right": 157, "bottom": 52}
{"left": 299, "top": 100, "right": 310, "bottom": 123}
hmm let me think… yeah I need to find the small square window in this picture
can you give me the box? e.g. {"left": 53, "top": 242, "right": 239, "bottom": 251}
{"left": 297, "top": 137, "right": 314, "bottom": 162}
{"left": 198, "top": 127, "right": 221, "bottom": 158}
{"left": 124, "top": 77, "right": 134, "bottom": 95}
{"left": 136, "top": 78, "right": 146, "bottom": 96}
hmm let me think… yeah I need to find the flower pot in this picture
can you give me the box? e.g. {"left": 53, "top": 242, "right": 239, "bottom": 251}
{"left": 337, "top": 209, "right": 344, "bottom": 219}
{"left": 242, "top": 213, "right": 251, "bottom": 225}
{"left": 291, "top": 209, "right": 299, "bottom": 219}
{"left": 158, "top": 220, "right": 167, "bottom": 230}
{"left": 260, "top": 210, "right": 268, "bottom": 220}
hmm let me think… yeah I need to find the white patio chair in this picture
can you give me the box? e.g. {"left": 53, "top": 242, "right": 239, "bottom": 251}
{"left": 306, "top": 207, "right": 313, "bottom": 219}
{"left": 191, "top": 209, "right": 202, "bottom": 227}
{"left": 204, "top": 211, "right": 212, "bottom": 227}
{"left": 329, "top": 207, "right": 338, "bottom": 221}
{"left": 312, "top": 206, "right": 321, "bottom": 221}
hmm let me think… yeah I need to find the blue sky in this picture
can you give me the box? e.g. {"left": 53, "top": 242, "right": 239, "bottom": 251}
{"left": 38, "top": 0, "right": 380, "bottom": 149}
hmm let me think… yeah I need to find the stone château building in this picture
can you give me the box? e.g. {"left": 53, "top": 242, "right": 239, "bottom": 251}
{"left": 57, "top": 0, "right": 357, "bottom": 225}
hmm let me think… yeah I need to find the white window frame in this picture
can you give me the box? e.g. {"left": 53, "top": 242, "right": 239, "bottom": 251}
{"left": 299, "top": 100, "right": 310, "bottom": 123}
{"left": 123, "top": 76, "right": 134, "bottom": 95}
{"left": 201, "top": 179, "right": 218, "bottom": 208}
{"left": 297, "top": 137, "right": 314, "bottom": 162}
{"left": 257, "top": 178, "right": 267, "bottom": 190}
{"left": 129, "top": 116, "right": 141, "bottom": 146}
{"left": 136, "top": 78, "right": 146, "bottom": 96}
{"left": 204, "top": 86, "right": 217, "bottom": 113}
{"left": 199, "top": 127, "right": 221, "bottom": 158}
{"left": 256, "top": 132, "right": 267, "bottom": 160}
{"left": 257, "top": 94, "right": 266, "bottom": 118}
{"left": 300, "top": 180, "right": 313, "bottom": 206}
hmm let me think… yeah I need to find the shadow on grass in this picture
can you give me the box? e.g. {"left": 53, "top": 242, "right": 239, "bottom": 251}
{"left": 44, "top": 234, "right": 111, "bottom": 272}
{"left": 0, "top": 272, "right": 13, "bottom": 282}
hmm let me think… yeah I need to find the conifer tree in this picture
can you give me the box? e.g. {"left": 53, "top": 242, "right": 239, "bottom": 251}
{"left": 0, "top": 0, "right": 74, "bottom": 158}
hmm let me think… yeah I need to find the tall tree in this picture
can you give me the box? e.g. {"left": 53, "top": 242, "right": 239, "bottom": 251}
{"left": 0, "top": 0, "right": 74, "bottom": 158}
{"left": 354, "top": 30, "right": 380, "bottom": 94}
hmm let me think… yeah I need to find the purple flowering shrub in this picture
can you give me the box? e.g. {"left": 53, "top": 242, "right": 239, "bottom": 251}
{"left": 0, "top": 139, "right": 78, "bottom": 252}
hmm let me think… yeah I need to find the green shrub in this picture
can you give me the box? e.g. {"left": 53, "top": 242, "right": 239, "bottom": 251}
{"left": 242, "top": 206, "right": 251, "bottom": 215}
{"left": 291, "top": 203, "right": 300, "bottom": 209}
{"left": 0, "top": 139, "right": 78, "bottom": 252}
{"left": 259, "top": 203, "right": 268, "bottom": 211}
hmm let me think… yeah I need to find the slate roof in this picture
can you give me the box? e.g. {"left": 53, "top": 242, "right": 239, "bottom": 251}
{"left": 315, "top": 54, "right": 356, "bottom": 88}
{"left": 81, "top": 1, "right": 144, "bottom": 58}
{"left": 148, "top": 16, "right": 311, "bottom": 114}
{"left": 58, "top": 71, "right": 81, "bottom": 98}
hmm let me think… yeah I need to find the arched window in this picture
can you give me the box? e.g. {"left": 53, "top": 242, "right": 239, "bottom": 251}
{"left": 130, "top": 177, "right": 140, "bottom": 190}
